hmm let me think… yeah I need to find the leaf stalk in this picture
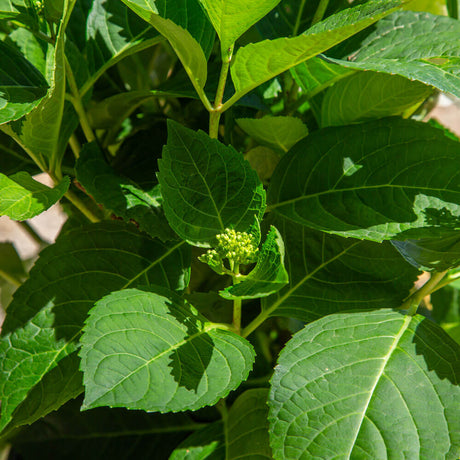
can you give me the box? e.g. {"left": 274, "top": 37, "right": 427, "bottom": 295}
{"left": 399, "top": 270, "right": 448, "bottom": 315}
{"left": 209, "top": 45, "right": 234, "bottom": 139}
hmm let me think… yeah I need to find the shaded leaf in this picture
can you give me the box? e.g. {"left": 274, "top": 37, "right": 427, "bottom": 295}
{"left": 76, "top": 142, "right": 174, "bottom": 240}
{"left": 269, "top": 309, "right": 460, "bottom": 459}
{"left": 1, "top": 0, "right": 74, "bottom": 169}
{"left": 170, "top": 421, "right": 225, "bottom": 460}
{"left": 11, "top": 397, "right": 201, "bottom": 459}
{"left": 260, "top": 217, "right": 419, "bottom": 323}
{"left": 291, "top": 56, "right": 354, "bottom": 98}
{"left": 431, "top": 284, "right": 460, "bottom": 344}
{"left": 0, "top": 222, "right": 190, "bottom": 434}
{"left": 197, "top": 0, "right": 281, "bottom": 52}
{"left": 229, "top": 0, "right": 405, "bottom": 103}
{"left": 236, "top": 116, "right": 308, "bottom": 153}
{"left": 121, "top": 0, "right": 209, "bottom": 96}
{"left": 80, "top": 287, "right": 255, "bottom": 412}
{"left": 84, "top": 0, "right": 214, "bottom": 96}
{"left": 170, "top": 388, "right": 271, "bottom": 459}
{"left": 0, "top": 40, "right": 48, "bottom": 125}
{"left": 221, "top": 226, "right": 289, "bottom": 300}
{"left": 158, "top": 120, "right": 266, "bottom": 247}
{"left": 0, "top": 0, "right": 39, "bottom": 27}
{"left": 269, "top": 118, "right": 460, "bottom": 242}
{"left": 321, "top": 71, "right": 432, "bottom": 127}
{"left": 0, "top": 172, "right": 69, "bottom": 220}
{"left": 392, "top": 234, "right": 460, "bottom": 272}
{"left": 325, "top": 11, "right": 460, "bottom": 98}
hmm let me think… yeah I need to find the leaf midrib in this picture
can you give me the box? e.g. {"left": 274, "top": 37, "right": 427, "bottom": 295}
{"left": 269, "top": 183, "right": 460, "bottom": 211}
{"left": 347, "top": 314, "right": 412, "bottom": 456}
{"left": 88, "top": 322, "right": 222, "bottom": 407}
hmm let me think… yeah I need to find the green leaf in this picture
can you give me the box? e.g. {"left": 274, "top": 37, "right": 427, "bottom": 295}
{"left": 171, "top": 388, "right": 272, "bottom": 459}
{"left": 0, "top": 242, "right": 26, "bottom": 287}
{"left": 260, "top": 217, "right": 419, "bottom": 323}
{"left": 392, "top": 234, "right": 460, "bottom": 272}
{"left": 0, "top": 172, "right": 69, "bottom": 220}
{"left": 1, "top": 0, "right": 75, "bottom": 169}
{"left": 0, "top": 222, "right": 190, "bottom": 434}
{"left": 236, "top": 116, "right": 308, "bottom": 153}
{"left": 80, "top": 287, "right": 255, "bottom": 412}
{"left": 87, "top": 90, "right": 156, "bottom": 129}
{"left": 75, "top": 142, "right": 174, "bottom": 240}
{"left": 197, "top": 0, "right": 281, "bottom": 52}
{"left": 121, "top": 0, "right": 209, "bottom": 96}
{"left": 0, "top": 40, "right": 48, "bottom": 125}
{"left": 325, "top": 11, "right": 460, "bottom": 98}
{"left": 0, "top": 131, "right": 41, "bottom": 175}
{"left": 321, "top": 71, "right": 432, "bottom": 127}
{"left": 447, "top": 0, "right": 459, "bottom": 18}
{"left": 431, "top": 283, "right": 460, "bottom": 344}
{"left": 229, "top": 0, "right": 405, "bottom": 103}
{"left": 269, "top": 118, "right": 460, "bottom": 242}
{"left": 170, "top": 421, "right": 225, "bottom": 460}
{"left": 0, "top": 0, "right": 39, "bottom": 28}
{"left": 226, "top": 388, "right": 272, "bottom": 459}
{"left": 269, "top": 309, "right": 460, "bottom": 459}
{"left": 291, "top": 56, "right": 354, "bottom": 98}
{"left": 221, "top": 226, "right": 289, "bottom": 300}
{"left": 83, "top": 0, "right": 214, "bottom": 96}
{"left": 11, "top": 398, "right": 202, "bottom": 459}
{"left": 158, "top": 120, "right": 266, "bottom": 247}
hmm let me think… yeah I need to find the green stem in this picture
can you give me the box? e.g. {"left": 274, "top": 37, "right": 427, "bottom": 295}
{"left": 216, "top": 399, "right": 229, "bottom": 459}
{"left": 233, "top": 298, "right": 242, "bottom": 335}
{"left": 230, "top": 262, "right": 243, "bottom": 335}
{"left": 18, "top": 221, "right": 47, "bottom": 246}
{"left": 399, "top": 270, "right": 448, "bottom": 315}
{"left": 64, "top": 189, "right": 100, "bottom": 223}
{"left": 0, "top": 269, "right": 22, "bottom": 287}
{"left": 65, "top": 57, "right": 96, "bottom": 144}
{"left": 209, "top": 45, "right": 234, "bottom": 139}
{"left": 69, "top": 133, "right": 81, "bottom": 159}
{"left": 292, "top": 0, "right": 307, "bottom": 36}
{"left": 311, "top": 0, "right": 330, "bottom": 26}
{"left": 431, "top": 271, "right": 460, "bottom": 293}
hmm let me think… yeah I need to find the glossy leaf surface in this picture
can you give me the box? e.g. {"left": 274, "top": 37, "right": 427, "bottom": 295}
{"left": 80, "top": 288, "right": 255, "bottom": 412}
{"left": 326, "top": 11, "right": 460, "bottom": 98}
{"left": 0, "top": 172, "right": 69, "bottom": 220}
{"left": 261, "top": 217, "right": 420, "bottom": 322}
{"left": 0, "top": 222, "right": 190, "bottom": 434}
{"left": 230, "top": 0, "right": 405, "bottom": 102}
{"left": 158, "top": 120, "right": 266, "bottom": 247}
{"left": 197, "top": 0, "right": 281, "bottom": 52}
{"left": 321, "top": 72, "right": 432, "bottom": 127}
{"left": 269, "top": 309, "right": 460, "bottom": 458}
{"left": 269, "top": 118, "right": 460, "bottom": 241}
{"left": 121, "top": 0, "right": 209, "bottom": 94}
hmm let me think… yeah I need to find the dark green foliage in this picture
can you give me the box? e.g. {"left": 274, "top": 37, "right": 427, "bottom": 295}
{"left": 0, "top": 1, "right": 459, "bottom": 458}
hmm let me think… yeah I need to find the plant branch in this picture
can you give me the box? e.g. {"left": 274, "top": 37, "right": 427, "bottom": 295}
{"left": 0, "top": 269, "right": 22, "bottom": 288}
{"left": 399, "top": 270, "right": 448, "bottom": 315}
{"left": 64, "top": 189, "right": 100, "bottom": 223}
{"left": 68, "top": 134, "right": 81, "bottom": 159}
{"left": 209, "top": 45, "right": 234, "bottom": 139}
{"left": 311, "top": 0, "right": 330, "bottom": 26}
{"left": 293, "top": 0, "right": 307, "bottom": 36}
{"left": 65, "top": 57, "right": 96, "bottom": 144}
{"left": 17, "top": 221, "right": 47, "bottom": 246}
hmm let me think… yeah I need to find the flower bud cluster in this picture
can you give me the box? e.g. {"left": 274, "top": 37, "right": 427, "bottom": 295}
{"left": 199, "top": 228, "right": 259, "bottom": 274}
